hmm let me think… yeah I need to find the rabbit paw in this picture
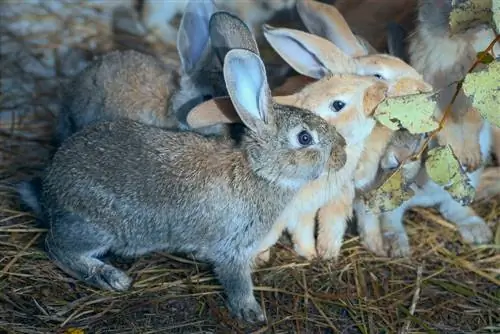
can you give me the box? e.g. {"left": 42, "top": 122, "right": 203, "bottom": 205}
{"left": 382, "top": 231, "right": 411, "bottom": 258}
{"left": 90, "top": 264, "right": 132, "bottom": 291}
{"left": 292, "top": 240, "right": 317, "bottom": 260}
{"left": 316, "top": 233, "right": 342, "bottom": 261}
{"left": 228, "top": 296, "right": 266, "bottom": 323}
{"left": 362, "top": 232, "right": 387, "bottom": 257}
{"left": 254, "top": 249, "right": 271, "bottom": 267}
{"left": 457, "top": 218, "right": 493, "bottom": 245}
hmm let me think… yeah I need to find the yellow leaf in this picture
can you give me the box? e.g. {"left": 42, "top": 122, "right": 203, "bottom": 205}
{"left": 425, "top": 145, "right": 476, "bottom": 205}
{"left": 64, "top": 328, "right": 85, "bottom": 334}
{"left": 364, "top": 166, "right": 416, "bottom": 214}
{"left": 374, "top": 92, "right": 440, "bottom": 134}
{"left": 449, "top": 0, "right": 493, "bottom": 35}
{"left": 462, "top": 60, "right": 500, "bottom": 128}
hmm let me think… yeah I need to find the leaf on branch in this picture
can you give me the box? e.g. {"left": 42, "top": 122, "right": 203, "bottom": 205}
{"left": 425, "top": 145, "right": 475, "bottom": 205}
{"left": 462, "top": 60, "right": 500, "bottom": 127}
{"left": 449, "top": 0, "right": 493, "bottom": 35}
{"left": 476, "top": 51, "right": 495, "bottom": 64}
{"left": 374, "top": 92, "right": 440, "bottom": 134}
{"left": 363, "top": 164, "right": 418, "bottom": 214}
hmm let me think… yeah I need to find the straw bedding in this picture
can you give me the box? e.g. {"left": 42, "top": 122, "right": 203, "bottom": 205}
{"left": 1, "top": 1, "right": 499, "bottom": 333}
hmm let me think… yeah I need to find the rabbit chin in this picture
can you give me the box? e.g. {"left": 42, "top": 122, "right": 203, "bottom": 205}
{"left": 339, "top": 118, "right": 377, "bottom": 147}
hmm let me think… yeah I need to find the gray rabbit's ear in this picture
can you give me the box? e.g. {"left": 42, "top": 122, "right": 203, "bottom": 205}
{"left": 386, "top": 22, "right": 408, "bottom": 62}
{"left": 186, "top": 97, "right": 241, "bottom": 129}
{"left": 209, "top": 11, "right": 260, "bottom": 65}
{"left": 296, "top": 0, "right": 369, "bottom": 57}
{"left": 223, "top": 49, "right": 272, "bottom": 135}
{"left": 177, "top": 0, "right": 217, "bottom": 73}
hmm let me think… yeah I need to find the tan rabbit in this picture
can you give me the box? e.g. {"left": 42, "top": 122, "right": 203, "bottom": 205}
{"left": 187, "top": 73, "right": 389, "bottom": 261}
{"left": 141, "top": 0, "right": 296, "bottom": 45}
{"left": 262, "top": 22, "right": 432, "bottom": 259}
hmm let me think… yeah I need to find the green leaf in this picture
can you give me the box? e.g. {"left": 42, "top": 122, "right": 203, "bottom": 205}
{"left": 462, "top": 60, "right": 500, "bottom": 128}
{"left": 448, "top": 0, "right": 493, "bottom": 35}
{"left": 374, "top": 92, "right": 440, "bottom": 134}
{"left": 425, "top": 145, "right": 475, "bottom": 205}
{"left": 364, "top": 166, "right": 417, "bottom": 214}
{"left": 477, "top": 51, "right": 495, "bottom": 64}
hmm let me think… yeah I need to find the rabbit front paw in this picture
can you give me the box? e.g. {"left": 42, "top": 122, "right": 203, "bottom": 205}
{"left": 89, "top": 264, "right": 133, "bottom": 291}
{"left": 362, "top": 232, "right": 387, "bottom": 257}
{"left": 293, "top": 241, "right": 317, "bottom": 260}
{"left": 316, "top": 232, "right": 343, "bottom": 261}
{"left": 457, "top": 217, "right": 493, "bottom": 245}
{"left": 228, "top": 296, "right": 266, "bottom": 323}
{"left": 382, "top": 231, "right": 411, "bottom": 258}
{"left": 254, "top": 249, "right": 271, "bottom": 267}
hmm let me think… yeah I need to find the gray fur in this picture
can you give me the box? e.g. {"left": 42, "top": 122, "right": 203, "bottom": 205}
{"left": 36, "top": 49, "right": 347, "bottom": 323}
{"left": 386, "top": 22, "right": 408, "bottom": 63}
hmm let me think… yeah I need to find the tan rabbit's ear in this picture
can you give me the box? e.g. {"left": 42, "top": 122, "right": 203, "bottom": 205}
{"left": 263, "top": 24, "right": 356, "bottom": 79}
{"left": 363, "top": 81, "right": 388, "bottom": 116}
{"left": 186, "top": 97, "right": 241, "bottom": 129}
{"left": 296, "top": 0, "right": 370, "bottom": 57}
{"left": 388, "top": 78, "right": 433, "bottom": 97}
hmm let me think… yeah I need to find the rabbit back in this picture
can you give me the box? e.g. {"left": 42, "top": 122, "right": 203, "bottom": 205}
{"left": 56, "top": 50, "right": 177, "bottom": 144}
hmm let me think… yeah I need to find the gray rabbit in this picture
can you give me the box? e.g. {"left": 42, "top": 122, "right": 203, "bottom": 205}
{"left": 18, "top": 49, "right": 347, "bottom": 323}
{"left": 54, "top": 0, "right": 261, "bottom": 146}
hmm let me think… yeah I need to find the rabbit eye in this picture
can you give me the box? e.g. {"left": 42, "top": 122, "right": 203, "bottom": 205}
{"left": 331, "top": 100, "right": 346, "bottom": 112}
{"left": 373, "top": 74, "right": 384, "bottom": 79}
{"left": 297, "top": 130, "right": 313, "bottom": 146}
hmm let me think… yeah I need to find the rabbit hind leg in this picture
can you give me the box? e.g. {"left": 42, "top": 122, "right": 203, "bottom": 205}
{"left": 45, "top": 212, "right": 132, "bottom": 292}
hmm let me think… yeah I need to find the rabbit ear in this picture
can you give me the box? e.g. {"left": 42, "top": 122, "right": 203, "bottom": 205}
{"left": 186, "top": 97, "right": 241, "bottom": 128}
{"left": 177, "top": 0, "right": 216, "bottom": 73}
{"left": 363, "top": 81, "right": 388, "bottom": 116}
{"left": 296, "top": 0, "right": 369, "bottom": 57}
{"left": 209, "top": 11, "right": 260, "bottom": 66}
{"left": 223, "top": 49, "right": 273, "bottom": 134}
{"left": 263, "top": 25, "right": 355, "bottom": 79}
{"left": 388, "top": 78, "right": 433, "bottom": 97}
{"left": 386, "top": 22, "right": 408, "bottom": 62}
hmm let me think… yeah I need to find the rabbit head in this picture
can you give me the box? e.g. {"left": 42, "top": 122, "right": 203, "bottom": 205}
{"left": 380, "top": 129, "right": 427, "bottom": 175}
{"left": 264, "top": 0, "right": 433, "bottom": 96}
{"left": 172, "top": 1, "right": 262, "bottom": 128}
{"left": 218, "top": 48, "right": 348, "bottom": 184}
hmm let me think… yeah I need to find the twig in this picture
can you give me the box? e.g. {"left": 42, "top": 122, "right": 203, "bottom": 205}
{"left": 399, "top": 264, "right": 424, "bottom": 334}
{"left": 375, "top": 34, "right": 500, "bottom": 193}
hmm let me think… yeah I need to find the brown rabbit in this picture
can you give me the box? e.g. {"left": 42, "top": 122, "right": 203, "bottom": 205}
{"left": 408, "top": 0, "right": 500, "bottom": 172}
{"left": 54, "top": 0, "right": 261, "bottom": 145}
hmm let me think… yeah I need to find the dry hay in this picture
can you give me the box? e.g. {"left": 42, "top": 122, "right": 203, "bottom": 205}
{"left": 1, "top": 1, "right": 499, "bottom": 333}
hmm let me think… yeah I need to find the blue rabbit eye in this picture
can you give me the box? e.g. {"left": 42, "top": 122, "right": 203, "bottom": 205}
{"left": 373, "top": 74, "right": 384, "bottom": 79}
{"left": 331, "top": 100, "right": 346, "bottom": 112}
{"left": 297, "top": 130, "right": 313, "bottom": 146}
